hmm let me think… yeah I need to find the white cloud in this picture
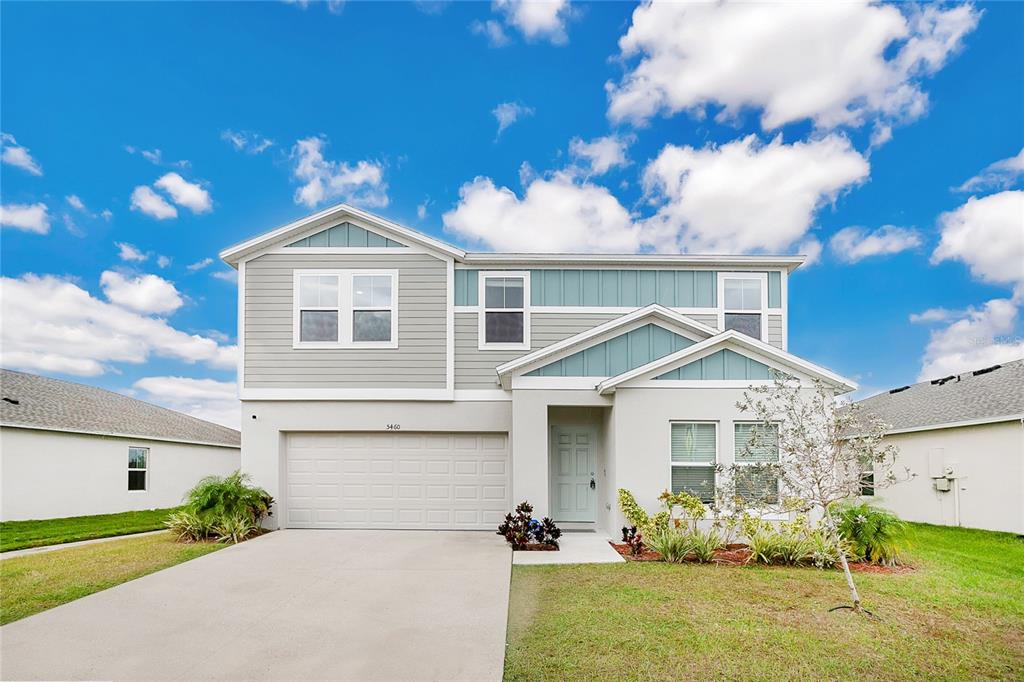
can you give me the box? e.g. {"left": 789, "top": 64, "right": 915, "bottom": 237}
{"left": 607, "top": 1, "right": 979, "bottom": 131}
{"left": 443, "top": 171, "right": 639, "bottom": 252}
{"left": 797, "top": 237, "right": 823, "bottom": 267}
{"left": 221, "top": 129, "right": 274, "bottom": 154}
{"left": 212, "top": 269, "right": 238, "bottom": 283}
{"left": 157, "top": 255, "right": 171, "bottom": 268}
{"left": 132, "top": 376, "right": 240, "bottom": 429}
{"left": 66, "top": 195, "right": 87, "bottom": 212}
{"left": 568, "top": 134, "right": 631, "bottom": 176}
{"left": 154, "top": 172, "right": 212, "bottom": 214}
{"left": 917, "top": 298, "right": 1024, "bottom": 381}
{"left": 493, "top": 0, "right": 573, "bottom": 45}
{"left": 492, "top": 101, "right": 534, "bottom": 138}
{"left": 1, "top": 273, "right": 236, "bottom": 377}
{"left": 187, "top": 257, "right": 214, "bottom": 272}
{"left": 0, "top": 203, "right": 50, "bottom": 234}
{"left": 115, "top": 242, "right": 148, "bottom": 263}
{"left": 62, "top": 213, "right": 85, "bottom": 238}
{"left": 290, "top": 136, "right": 388, "bottom": 209}
{"left": 640, "top": 134, "right": 869, "bottom": 253}
{"left": 470, "top": 19, "right": 511, "bottom": 47}
{"left": 126, "top": 146, "right": 189, "bottom": 169}
{"left": 910, "top": 307, "right": 960, "bottom": 324}
{"left": 130, "top": 185, "right": 177, "bottom": 219}
{"left": 932, "top": 190, "right": 1024, "bottom": 286}
{"left": 100, "top": 271, "right": 184, "bottom": 315}
{"left": 829, "top": 225, "right": 922, "bottom": 263}
{"left": 955, "top": 148, "right": 1024, "bottom": 193}
{"left": 1, "top": 133, "right": 43, "bottom": 175}
{"left": 101, "top": 209, "right": 113, "bottom": 221}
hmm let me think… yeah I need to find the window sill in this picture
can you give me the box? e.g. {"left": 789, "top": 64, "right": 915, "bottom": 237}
{"left": 292, "top": 342, "right": 399, "bottom": 350}
{"left": 477, "top": 342, "right": 530, "bottom": 351}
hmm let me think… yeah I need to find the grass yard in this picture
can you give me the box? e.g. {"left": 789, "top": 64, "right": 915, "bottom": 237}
{"left": 505, "top": 524, "right": 1024, "bottom": 680}
{"left": 0, "top": 531, "right": 223, "bottom": 625}
{"left": 0, "top": 508, "right": 178, "bottom": 552}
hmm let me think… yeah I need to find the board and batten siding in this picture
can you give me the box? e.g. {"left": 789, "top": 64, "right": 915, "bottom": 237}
{"left": 244, "top": 252, "right": 447, "bottom": 389}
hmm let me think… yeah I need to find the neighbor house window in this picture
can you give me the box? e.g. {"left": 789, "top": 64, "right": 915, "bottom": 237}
{"left": 128, "top": 446, "right": 148, "bottom": 491}
{"left": 479, "top": 273, "right": 529, "bottom": 349}
{"left": 860, "top": 470, "right": 875, "bottom": 496}
{"left": 733, "top": 422, "right": 780, "bottom": 505}
{"left": 722, "top": 275, "right": 765, "bottom": 340}
{"left": 670, "top": 422, "right": 717, "bottom": 503}
{"left": 294, "top": 270, "right": 397, "bottom": 348}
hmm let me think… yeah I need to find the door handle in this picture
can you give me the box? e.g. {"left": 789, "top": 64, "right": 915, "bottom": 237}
{"left": 590, "top": 478, "right": 596, "bottom": 490}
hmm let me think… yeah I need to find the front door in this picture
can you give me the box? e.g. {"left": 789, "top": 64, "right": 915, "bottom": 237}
{"left": 550, "top": 426, "right": 597, "bottom": 522}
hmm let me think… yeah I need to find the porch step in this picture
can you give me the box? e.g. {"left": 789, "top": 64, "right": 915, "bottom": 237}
{"left": 557, "top": 522, "right": 598, "bottom": 533}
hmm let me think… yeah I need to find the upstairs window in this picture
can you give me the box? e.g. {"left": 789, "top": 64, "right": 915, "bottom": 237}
{"left": 294, "top": 270, "right": 397, "bottom": 348}
{"left": 128, "top": 446, "right": 148, "bottom": 491}
{"left": 670, "top": 422, "right": 717, "bottom": 503}
{"left": 479, "top": 273, "right": 529, "bottom": 349}
{"left": 722, "top": 275, "right": 765, "bottom": 340}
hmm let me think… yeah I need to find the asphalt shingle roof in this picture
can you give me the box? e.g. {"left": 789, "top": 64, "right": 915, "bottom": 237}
{"left": 853, "top": 358, "right": 1024, "bottom": 432}
{"left": 0, "top": 369, "right": 240, "bottom": 447}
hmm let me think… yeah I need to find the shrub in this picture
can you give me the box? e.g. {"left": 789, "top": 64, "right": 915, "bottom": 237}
{"left": 617, "top": 489, "right": 673, "bottom": 538}
{"left": 213, "top": 513, "right": 261, "bottom": 544}
{"left": 834, "top": 502, "right": 908, "bottom": 566}
{"left": 496, "top": 501, "right": 561, "bottom": 549}
{"left": 184, "top": 470, "right": 274, "bottom": 524}
{"left": 645, "top": 528, "right": 692, "bottom": 563}
{"left": 165, "top": 510, "right": 214, "bottom": 543}
{"left": 621, "top": 526, "right": 644, "bottom": 556}
{"left": 689, "top": 528, "right": 724, "bottom": 563}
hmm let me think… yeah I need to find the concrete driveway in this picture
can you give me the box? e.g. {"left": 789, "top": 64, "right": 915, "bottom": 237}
{"left": 0, "top": 530, "right": 512, "bottom": 681}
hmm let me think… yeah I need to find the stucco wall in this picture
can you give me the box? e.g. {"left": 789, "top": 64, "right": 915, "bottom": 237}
{"left": 870, "top": 420, "right": 1023, "bottom": 534}
{"left": 0, "top": 427, "right": 239, "bottom": 521}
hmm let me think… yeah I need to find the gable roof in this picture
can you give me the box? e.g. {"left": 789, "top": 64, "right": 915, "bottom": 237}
{"left": 219, "top": 203, "right": 465, "bottom": 265}
{"left": 0, "top": 369, "right": 241, "bottom": 448}
{"left": 494, "top": 304, "right": 718, "bottom": 388}
{"left": 596, "top": 330, "right": 858, "bottom": 394}
{"left": 852, "top": 358, "right": 1024, "bottom": 433}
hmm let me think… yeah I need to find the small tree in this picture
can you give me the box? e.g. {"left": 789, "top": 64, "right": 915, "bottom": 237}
{"left": 733, "top": 375, "right": 912, "bottom": 613}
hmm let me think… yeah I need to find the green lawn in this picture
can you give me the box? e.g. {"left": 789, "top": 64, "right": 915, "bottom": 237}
{"left": 0, "top": 531, "right": 223, "bottom": 625}
{"left": 0, "top": 508, "right": 178, "bottom": 552}
{"left": 505, "top": 524, "right": 1024, "bottom": 680}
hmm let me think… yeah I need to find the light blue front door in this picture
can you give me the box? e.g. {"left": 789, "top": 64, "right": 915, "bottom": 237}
{"left": 550, "top": 426, "right": 597, "bottom": 522}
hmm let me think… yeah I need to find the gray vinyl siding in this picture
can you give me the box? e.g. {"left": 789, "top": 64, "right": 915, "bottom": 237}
{"left": 766, "top": 314, "right": 783, "bottom": 349}
{"left": 687, "top": 313, "right": 720, "bottom": 329}
{"left": 455, "top": 312, "right": 621, "bottom": 389}
{"left": 244, "top": 252, "right": 447, "bottom": 389}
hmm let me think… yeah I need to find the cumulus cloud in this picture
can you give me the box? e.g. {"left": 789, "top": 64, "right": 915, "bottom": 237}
{"left": 130, "top": 185, "right": 177, "bottom": 219}
{"left": 1, "top": 203, "right": 50, "bottom": 234}
{"left": 443, "top": 171, "right": 639, "bottom": 252}
{"left": 640, "top": 134, "right": 869, "bottom": 253}
{"left": 607, "top": 1, "right": 979, "bottom": 131}
{"left": 133, "top": 376, "right": 240, "bottom": 429}
{"left": 1, "top": 274, "right": 236, "bottom": 377}
{"left": 100, "top": 271, "right": 184, "bottom": 315}
{"left": 154, "top": 173, "right": 212, "bottom": 214}
{"left": 157, "top": 255, "right": 171, "bottom": 269}
{"left": 916, "top": 298, "right": 1024, "bottom": 381}
{"left": 1, "top": 133, "right": 43, "bottom": 175}
{"left": 221, "top": 129, "right": 274, "bottom": 154}
{"left": 116, "top": 242, "right": 148, "bottom": 263}
{"left": 797, "top": 237, "right": 823, "bottom": 267}
{"left": 290, "top": 136, "right": 388, "bottom": 209}
{"left": 492, "top": 0, "right": 574, "bottom": 44}
{"left": 470, "top": 18, "right": 511, "bottom": 47}
{"left": 954, "top": 148, "right": 1024, "bottom": 193}
{"left": 829, "top": 225, "right": 922, "bottom": 263}
{"left": 568, "top": 134, "right": 631, "bottom": 176}
{"left": 932, "top": 190, "right": 1024, "bottom": 287}
{"left": 492, "top": 101, "right": 534, "bottom": 138}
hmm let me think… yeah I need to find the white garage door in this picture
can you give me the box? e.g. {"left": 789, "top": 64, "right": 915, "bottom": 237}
{"left": 285, "top": 431, "right": 510, "bottom": 529}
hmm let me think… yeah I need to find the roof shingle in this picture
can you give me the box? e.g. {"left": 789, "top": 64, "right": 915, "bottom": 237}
{"left": 0, "top": 369, "right": 240, "bottom": 447}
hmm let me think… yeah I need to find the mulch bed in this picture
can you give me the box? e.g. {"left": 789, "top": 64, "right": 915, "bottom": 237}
{"left": 610, "top": 542, "right": 910, "bottom": 572}
{"left": 515, "top": 543, "right": 559, "bottom": 551}
{"left": 610, "top": 543, "right": 663, "bottom": 561}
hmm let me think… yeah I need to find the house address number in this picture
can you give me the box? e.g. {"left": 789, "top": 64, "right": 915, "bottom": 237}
{"left": 386, "top": 423, "right": 401, "bottom": 430}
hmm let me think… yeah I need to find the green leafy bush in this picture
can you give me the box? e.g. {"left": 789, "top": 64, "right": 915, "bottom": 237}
{"left": 746, "top": 515, "right": 839, "bottom": 567}
{"left": 165, "top": 510, "right": 214, "bottom": 543}
{"left": 184, "top": 470, "right": 273, "bottom": 523}
{"left": 213, "top": 513, "right": 261, "bottom": 544}
{"left": 617, "top": 489, "right": 669, "bottom": 537}
{"left": 689, "top": 528, "right": 724, "bottom": 563}
{"left": 645, "top": 528, "right": 692, "bottom": 563}
{"left": 834, "top": 502, "right": 907, "bottom": 566}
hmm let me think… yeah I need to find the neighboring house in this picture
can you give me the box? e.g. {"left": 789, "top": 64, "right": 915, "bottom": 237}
{"left": 0, "top": 369, "right": 240, "bottom": 521}
{"left": 220, "top": 203, "right": 856, "bottom": 533}
{"left": 855, "top": 360, "right": 1024, "bottom": 535}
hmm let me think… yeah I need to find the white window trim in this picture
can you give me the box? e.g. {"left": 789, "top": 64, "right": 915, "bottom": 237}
{"left": 717, "top": 271, "right": 768, "bottom": 341}
{"left": 292, "top": 269, "right": 399, "bottom": 349}
{"left": 128, "top": 446, "right": 149, "bottom": 493}
{"left": 733, "top": 421, "right": 781, "bottom": 503}
{"left": 477, "top": 270, "right": 531, "bottom": 351}
{"left": 669, "top": 420, "right": 718, "bottom": 503}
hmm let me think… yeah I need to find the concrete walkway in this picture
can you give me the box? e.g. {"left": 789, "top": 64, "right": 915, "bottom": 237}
{"left": 1, "top": 529, "right": 168, "bottom": 560}
{"left": 1, "top": 530, "right": 512, "bottom": 681}
{"left": 512, "top": 533, "right": 625, "bottom": 565}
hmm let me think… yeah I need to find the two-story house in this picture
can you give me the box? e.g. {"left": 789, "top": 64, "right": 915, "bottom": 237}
{"left": 220, "top": 203, "right": 856, "bottom": 534}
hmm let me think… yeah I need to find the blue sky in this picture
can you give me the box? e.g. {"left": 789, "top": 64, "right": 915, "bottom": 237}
{"left": 2, "top": 1, "right": 1022, "bottom": 427}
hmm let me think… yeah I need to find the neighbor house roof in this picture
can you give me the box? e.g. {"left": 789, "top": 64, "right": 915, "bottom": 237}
{"left": 0, "top": 369, "right": 241, "bottom": 448}
{"left": 853, "top": 358, "right": 1024, "bottom": 434}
